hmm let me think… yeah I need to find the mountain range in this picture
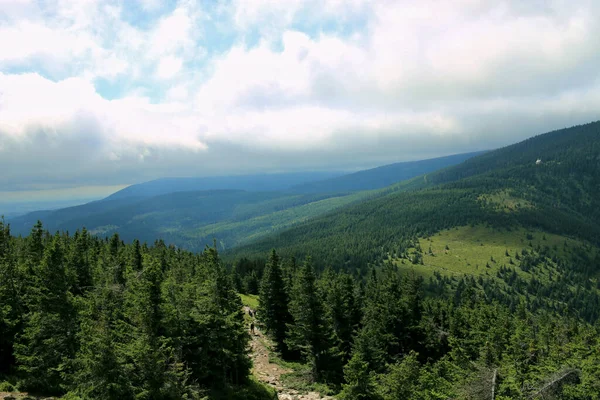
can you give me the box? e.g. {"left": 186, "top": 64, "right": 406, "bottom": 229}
{"left": 231, "top": 121, "right": 600, "bottom": 272}
{"left": 7, "top": 152, "right": 481, "bottom": 251}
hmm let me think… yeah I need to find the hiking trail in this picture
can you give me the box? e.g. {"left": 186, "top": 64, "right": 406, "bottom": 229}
{"left": 244, "top": 306, "right": 334, "bottom": 400}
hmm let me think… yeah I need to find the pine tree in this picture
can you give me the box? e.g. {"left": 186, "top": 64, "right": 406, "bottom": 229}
{"left": 15, "top": 233, "right": 76, "bottom": 394}
{"left": 27, "top": 220, "right": 45, "bottom": 266}
{"left": 67, "top": 228, "right": 92, "bottom": 294}
{"left": 71, "top": 286, "right": 134, "bottom": 400}
{"left": 0, "top": 219, "right": 21, "bottom": 375}
{"left": 286, "top": 257, "right": 341, "bottom": 382}
{"left": 109, "top": 233, "right": 126, "bottom": 285}
{"left": 190, "top": 246, "right": 251, "bottom": 387}
{"left": 132, "top": 238, "right": 143, "bottom": 272}
{"left": 243, "top": 270, "right": 259, "bottom": 294}
{"left": 282, "top": 256, "right": 297, "bottom": 291}
{"left": 338, "top": 352, "right": 380, "bottom": 400}
{"left": 124, "top": 257, "right": 176, "bottom": 399}
{"left": 321, "top": 270, "right": 360, "bottom": 363}
{"left": 377, "top": 351, "right": 422, "bottom": 400}
{"left": 258, "top": 249, "right": 291, "bottom": 354}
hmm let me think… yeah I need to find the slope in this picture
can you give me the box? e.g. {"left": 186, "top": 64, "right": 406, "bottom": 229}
{"left": 104, "top": 171, "right": 343, "bottom": 201}
{"left": 290, "top": 151, "right": 484, "bottom": 193}
{"left": 9, "top": 189, "right": 378, "bottom": 252}
{"left": 230, "top": 121, "right": 600, "bottom": 272}
{"left": 9, "top": 151, "right": 485, "bottom": 251}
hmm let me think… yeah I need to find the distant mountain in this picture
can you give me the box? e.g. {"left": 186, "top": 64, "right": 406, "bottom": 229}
{"left": 104, "top": 172, "right": 344, "bottom": 201}
{"left": 11, "top": 151, "right": 486, "bottom": 250}
{"left": 231, "top": 121, "right": 600, "bottom": 271}
{"left": 8, "top": 187, "right": 376, "bottom": 251}
{"left": 0, "top": 198, "right": 106, "bottom": 219}
{"left": 290, "top": 151, "right": 485, "bottom": 193}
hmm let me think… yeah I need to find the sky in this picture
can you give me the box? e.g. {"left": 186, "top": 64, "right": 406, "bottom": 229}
{"left": 1, "top": 0, "right": 600, "bottom": 205}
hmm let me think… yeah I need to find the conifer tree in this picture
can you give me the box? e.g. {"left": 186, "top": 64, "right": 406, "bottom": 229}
{"left": 258, "top": 249, "right": 291, "bottom": 354}
{"left": 67, "top": 228, "right": 92, "bottom": 294}
{"left": 109, "top": 233, "right": 126, "bottom": 285}
{"left": 282, "top": 256, "right": 297, "bottom": 291}
{"left": 124, "top": 257, "right": 176, "bottom": 399}
{"left": 15, "top": 233, "right": 76, "bottom": 394}
{"left": 71, "top": 287, "right": 134, "bottom": 400}
{"left": 191, "top": 246, "right": 251, "bottom": 387}
{"left": 286, "top": 257, "right": 341, "bottom": 382}
{"left": 377, "top": 351, "right": 422, "bottom": 400}
{"left": 338, "top": 352, "right": 380, "bottom": 400}
{"left": 27, "top": 220, "right": 45, "bottom": 266}
{"left": 320, "top": 270, "right": 361, "bottom": 363}
{"left": 132, "top": 238, "right": 143, "bottom": 272}
{"left": 0, "top": 219, "right": 20, "bottom": 375}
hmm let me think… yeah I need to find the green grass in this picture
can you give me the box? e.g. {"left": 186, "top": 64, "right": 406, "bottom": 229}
{"left": 393, "top": 224, "right": 596, "bottom": 282}
{"left": 207, "top": 377, "right": 277, "bottom": 400}
{"left": 478, "top": 189, "right": 533, "bottom": 213}
{"left": 262, "top": 338, "right": 335, "bottom": 396}
{"left": 239, "top": 293, "right": 259, "bottom": 309}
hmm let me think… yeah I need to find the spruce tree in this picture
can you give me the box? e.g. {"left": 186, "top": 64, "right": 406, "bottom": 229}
{"left": 0, "top": 219, "right": 20, "bottom": 375}
{"left": 258, "top": 249, "right": 291, "bottom": 354}
{"left": 67, "top": 228, "right": 92, "bottom": 294}
{"left": 286, "top": 257, "right": 340, "bottom": 382}
{"left": 15, "top": 233, "right": 76, "bottom": 394}
{"left": 132, "top": 238, "right": 143, "bottom": 272}
{"left": 321, "top": 271, "right": 361, "bottom": 363}
{"left": 124, "top": 257, "right": 176, "bottom": 399}
{"left": 71, "top": 287, "right": 134, "bottom": 400}
{"left": 190, "top": 246, "right": 251, "bottom": 387}
{"left": 338, "top": 352, "right": 380, "bottom": 400}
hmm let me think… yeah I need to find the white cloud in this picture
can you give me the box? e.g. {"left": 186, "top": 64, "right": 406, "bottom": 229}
{"left": 149, "top": 7, "right": 193, "bottom": 57}
{"left": 231, "top": 0, "right": 370, "bottom": 31}
{"left": 155, "top": 56, "right": 184, "bottom": 79}
{"left": 0, "top": 0, "right": 599, "bottom": 192}
{"left": 0, "top": 21, "right": 96, "bottom": 64}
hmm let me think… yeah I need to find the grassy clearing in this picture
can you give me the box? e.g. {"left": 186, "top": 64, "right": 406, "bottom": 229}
{"left": 263, "top": 340, "right": 335, "bottom": 395}
{"left": 478, "top": 189, "right": 533, "bottom": 213}
{"left": 207, "top": 378, "right": 277, "bottom": 400}
{"left": 393, "top": 224, "right": 594, "bottom": 283}
{"left": 239, "top": 293, "right": 259, "bottom": 309}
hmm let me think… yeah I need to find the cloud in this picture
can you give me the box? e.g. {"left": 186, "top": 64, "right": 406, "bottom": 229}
{"left": 0, "top": 0, "right": 599, "bottom": 197}
{"left": 155, "top": 56, "right": 184, "bottom": 79}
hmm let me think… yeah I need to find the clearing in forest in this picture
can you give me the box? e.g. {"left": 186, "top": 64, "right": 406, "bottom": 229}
{"left": 394, "top": 224, "right": 597, "bottom": 281}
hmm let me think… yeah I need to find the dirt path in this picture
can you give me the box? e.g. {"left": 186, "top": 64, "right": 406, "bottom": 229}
{"left": 244, "top": 307, "right": 334, "bottom": 400}
{"left": 0, "top": 393, "right": 52, "bottom": 400}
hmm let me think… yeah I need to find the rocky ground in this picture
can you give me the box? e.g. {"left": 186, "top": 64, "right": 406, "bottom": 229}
{"left": 245, "top": 307, "right": 334, "bottom": 400}
{"left": 0, "top": 393, "right": 52, "bottom": 400}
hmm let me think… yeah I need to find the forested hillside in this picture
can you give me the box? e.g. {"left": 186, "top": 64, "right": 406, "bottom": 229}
{"left": 231, "top": 248, "right": 600, "bottom": 399}
{"left": 3, "top": 221, "right": 599, "bottom": 399}
{"left": 0, "top": 220, "right": 275, "bottom": 399}
{"left": 220, "top": 121, "right": 600, "bottom": 399}
{"left": 233, "top": 121, "right": 600, "bottom": 270}
{"left": 290, "top": 151, "right": 483, "bottom": 193}
{"left": 8, "top": 190, "right": 375, "bottom": 252}
{"left": 8, "top": 151, "right": 478, "bottom": 252}
{"left": 104, "top": 172, "right": 343, "bottom": 201}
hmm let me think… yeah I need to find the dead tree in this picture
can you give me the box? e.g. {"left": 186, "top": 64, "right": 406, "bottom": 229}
{"left": 530, "top": 368, "right": 580, "bottom": 399}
